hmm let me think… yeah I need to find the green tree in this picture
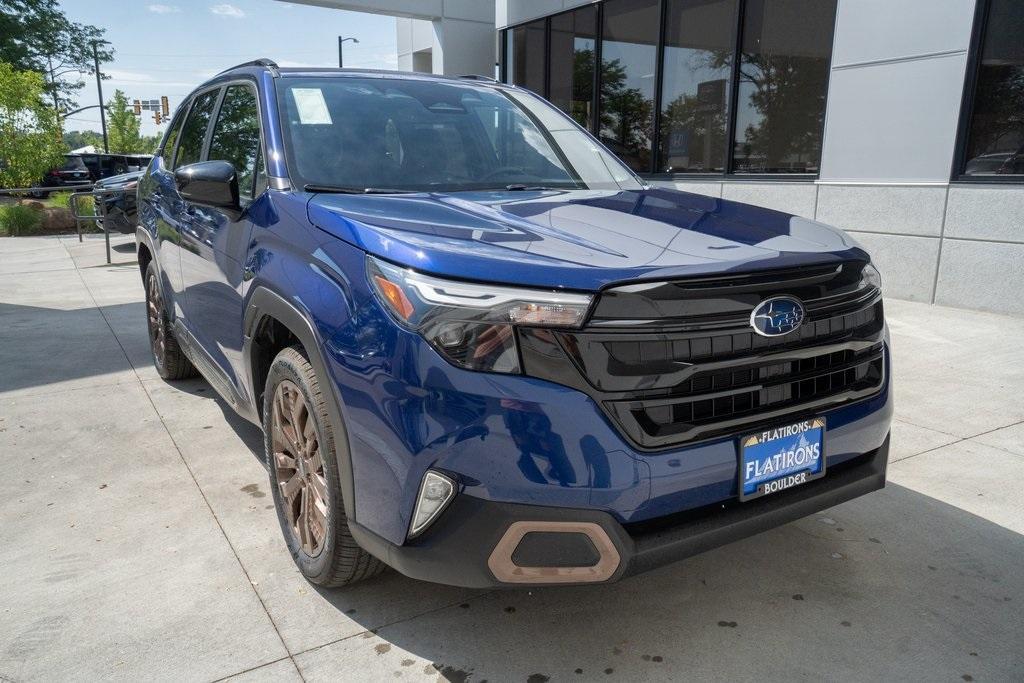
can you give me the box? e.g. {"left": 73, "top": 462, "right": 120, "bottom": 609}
{"left": 0, "top": 0, "right": 112, "bottom": 113}
{"left": 139, "top": 134, "right": 163, "bottom": 155}
{"left": 62, "top": 128, "right": 103, "bottom": 150}
{"left": 0, "top": 62, "right": 64, "bottom": 187}
{"left": 106, "top": 89, "right": 143, "bottom": 153}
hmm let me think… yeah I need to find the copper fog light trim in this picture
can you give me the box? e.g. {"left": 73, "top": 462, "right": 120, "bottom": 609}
{"left": 487, "top": 521, "right": 621, "bottom": 584}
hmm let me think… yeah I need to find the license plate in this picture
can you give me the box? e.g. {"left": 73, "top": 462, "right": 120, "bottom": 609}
{"left": 739, "top": 417, "right": 826, "bottom": 501}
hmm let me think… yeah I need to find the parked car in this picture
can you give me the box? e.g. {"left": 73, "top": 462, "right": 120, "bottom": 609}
{"left": 963, "top": 149, "right": 1024, "bottom": 175}
{"left": 36, "top": 154, "right": 92, "bottom": 196}
{"left": 136, "top": 60, "right": 891, "bottom": 588}
{"left": 94, "top": 170, "right": 143, "bottom": 234}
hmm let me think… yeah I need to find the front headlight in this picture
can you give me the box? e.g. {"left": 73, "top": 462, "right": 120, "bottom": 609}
{"left": 861, "top": 263, "right": 882, "bottom": 290}
{"left": 367, "top": 256, "right": 593, "bottom": 374}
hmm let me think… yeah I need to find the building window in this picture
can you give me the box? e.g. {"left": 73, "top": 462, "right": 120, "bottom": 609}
{"left": 732, "top": 0, "right": 835, "bottom": 173}
{"left": 549, "top": 5, "right": 598, "bottom": 130}
{"left": 500, "top": 0, "right": 837, "bottom": 177}
{"left": 659, "top": 0, "right": 737, "bottom": 173}
{"left": 599, "top": 0, "right": 660, "bottom": 173}
{"left": 959, "top": 0, "right": 1024, "bottom": 178}
{"left": 510, "top": 19, "right": 546, "bottom": 96}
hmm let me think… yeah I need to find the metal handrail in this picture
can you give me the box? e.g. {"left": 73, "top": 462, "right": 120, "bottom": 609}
{"left": 0, "top": 184, "right": 93, "bottom": 195}
{"left": 70, "top": 188, "right": 129, "bottom": 264}
{"left": 0, "top": 184, "right": 126, "bottom": 265}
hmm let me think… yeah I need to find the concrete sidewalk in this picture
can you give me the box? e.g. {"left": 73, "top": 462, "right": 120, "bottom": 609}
{"left": 1, "top": 234, "right": 1022, "bottom": 682}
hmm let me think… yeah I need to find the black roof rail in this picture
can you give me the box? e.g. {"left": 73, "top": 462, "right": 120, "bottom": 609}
{"left": 456, "top": 74, "right": 498, "bottom": 83}
{"left": 217, "top": 58, "right": 279, "bottom": 76}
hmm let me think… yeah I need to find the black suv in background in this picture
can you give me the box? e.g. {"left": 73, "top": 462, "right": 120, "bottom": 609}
{"left": 38, "top": 153, "right": 153, "bottom": 196}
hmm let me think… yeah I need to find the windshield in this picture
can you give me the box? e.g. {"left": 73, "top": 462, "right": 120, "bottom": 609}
{"left": 60, "top": 156, "right": 87, "bottom": 171}
{"left": 277, "top": 76, "right": 643, "bottom": 193}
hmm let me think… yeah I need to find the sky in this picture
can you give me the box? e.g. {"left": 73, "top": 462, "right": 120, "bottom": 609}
{"left": 57, "top": 0, "right": 398, "bottom": 136}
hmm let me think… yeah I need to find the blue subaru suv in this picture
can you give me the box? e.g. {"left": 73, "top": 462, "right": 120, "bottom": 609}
{"left": 136, "top": 60, "right": 891, "bottom": 588}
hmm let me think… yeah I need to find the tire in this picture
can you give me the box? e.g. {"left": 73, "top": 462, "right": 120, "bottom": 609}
{"left": 264, "top": 345, "right": 384, "bottom": 587}
{"left": 144, "top": 262, "right": 197, "bottom": 380}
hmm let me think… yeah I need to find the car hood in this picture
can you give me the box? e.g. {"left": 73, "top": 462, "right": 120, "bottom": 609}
{"left": 96, "top": 171, "right": 143, "bottom": 187}
{"left": 306, "top": 187, "right": 869, "bottom": 291}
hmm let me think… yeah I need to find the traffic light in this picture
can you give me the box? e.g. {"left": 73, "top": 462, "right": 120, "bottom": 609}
{"left": 161, "top": 95, "right": 169, "bottom": 117}
{"left": 153, "top": 111, "right": 162, "bottom": 125}
{"left": 133, "top": 99, "right": 142, "bottom": 115}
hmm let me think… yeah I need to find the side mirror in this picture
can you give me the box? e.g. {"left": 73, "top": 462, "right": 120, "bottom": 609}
{"left": 174, "top": 160, "right": 240, "bottom": 213}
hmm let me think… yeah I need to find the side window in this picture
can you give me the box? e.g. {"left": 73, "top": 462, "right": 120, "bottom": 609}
{"left": 162, "top": 104, "right": 190, "bottom": 166}
{"left": 208, "top": 84, "right": 262, "bottom": 198}
{"left": 160, "top": 111, "right": 187, "bottom": 167}
{"left": 174, "top": 89, "right": 220, "bottom": 169}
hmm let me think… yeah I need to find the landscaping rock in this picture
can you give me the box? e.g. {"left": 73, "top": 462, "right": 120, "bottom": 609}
{"left": 38, "top": 207, "right": 75, "bottom": 231}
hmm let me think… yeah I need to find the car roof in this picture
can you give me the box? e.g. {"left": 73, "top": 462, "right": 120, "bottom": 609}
{"left": 212, "top": 59, "right": 502, "bottom": 87}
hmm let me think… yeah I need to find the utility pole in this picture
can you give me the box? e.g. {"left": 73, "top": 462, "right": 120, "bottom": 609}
{"left": 92, "top": 40, "right": 109, "bottom": 153}
{"left": 338, "top": 36, "right": 359, "bottom": 68}
{"left": 47, "top": 56, "right": 61, "bottom": 127}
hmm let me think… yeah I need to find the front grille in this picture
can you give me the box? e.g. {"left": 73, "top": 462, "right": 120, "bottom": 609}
{"left": 518, "top": 261, "right": 886, "bottom": 451}
{"left": 606, "top": 343, "right": 884, "bottom": 447}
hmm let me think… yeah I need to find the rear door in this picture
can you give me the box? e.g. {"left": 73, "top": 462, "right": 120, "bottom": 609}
{"left": 178, "top": 82, "right": 265, "bottom": 393}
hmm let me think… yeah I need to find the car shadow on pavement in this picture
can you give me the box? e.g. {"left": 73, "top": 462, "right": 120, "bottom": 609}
{"left": 0, "top": 301, "right": 141, "bottom": 394}
{"left": 301, "top": 484, "right": 1024, "bottom": 681}
{"left": 192, "top": 366, "right": 1024, "bottom": 680}
{"left": 168, "top": 376, "right": 268, "bottom": 465}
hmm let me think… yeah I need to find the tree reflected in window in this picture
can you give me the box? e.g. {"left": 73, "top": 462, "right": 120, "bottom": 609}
{"left": 208, "top": 85, "right": 261, "bottom": 198}
{"left": 599, "top": 0, "right": 659, "bottom": 173}
{"left": 731, "top": 0, "right": 835, "bottom": 173}
{"left": 658, "top": 0, "right": 737, "bottom": 173}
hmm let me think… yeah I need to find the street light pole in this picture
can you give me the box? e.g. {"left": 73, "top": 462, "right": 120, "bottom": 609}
{"left": 338, "top": 36, "right": 359, "bottom": 68}
{"left": 92, "top": 40, "right": 109, "bottom": 153}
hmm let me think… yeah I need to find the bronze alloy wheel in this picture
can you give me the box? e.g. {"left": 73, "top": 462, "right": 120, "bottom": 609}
{"left": 271, "top": 379, "right": 329, "bottom": 557}
{"left": 263, "top": 345, "right": 384, "bottom": 586}
{"left": 146, "top": 272, "right": 166, "bottom": 362}
{"left": 143, "top": 263, "right": 195, "bottom": 380}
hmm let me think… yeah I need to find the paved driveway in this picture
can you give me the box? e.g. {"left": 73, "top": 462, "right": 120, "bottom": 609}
{"left": 1, "top": 235, "right": 1022, "bottom": 682}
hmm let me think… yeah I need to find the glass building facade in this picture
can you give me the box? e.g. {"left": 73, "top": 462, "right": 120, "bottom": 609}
{"left": 503, "top": 0, "right": 837, "bottom": 176}
{"left": 957, "top": 0, "right": 1024, "bottom": 178}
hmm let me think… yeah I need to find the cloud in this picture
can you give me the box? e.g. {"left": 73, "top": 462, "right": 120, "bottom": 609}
{"left": 210, "top": 3, "right": 245, "bottom": 18}
{"left": 147, "top": 4, "right": 180, "bottom": 13}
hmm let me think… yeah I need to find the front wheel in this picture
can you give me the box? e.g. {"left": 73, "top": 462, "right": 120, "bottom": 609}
{"left": 264, "top": 345, "right": 384, "bottom": 587}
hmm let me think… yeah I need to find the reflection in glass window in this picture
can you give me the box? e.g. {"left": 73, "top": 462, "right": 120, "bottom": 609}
{"left": 732, "top": 0, "right": 836, "bottom": 173}
{"left": 161, "top": 107, "right": 188, "bottom": 166}
{"left": 599, "top": 0, "right": 660, "bottom": 173}
{"left": 511, "top": 20, "right": 546, "bottom": 96}
{"left": 175, "top": 90, "right": 219, "bottom": 169}
{"left": 962, "top": 0, "right": 1024, "bottom": 177}
{"left": 659, "top": 0, "right": 737, "bottom": 173}
{"left": 549, "top": 5, "right": 598, "bottom": 130}
{"left": 208, "top": 85, "right": 262, "bottom": 198}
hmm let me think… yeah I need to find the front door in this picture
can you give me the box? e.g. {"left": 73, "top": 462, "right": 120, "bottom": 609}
{"left": 178, "top": 83, "right": 265, "bottom": 397}
{"left": 155, "top": 89, "right": 220, "bottom": 314}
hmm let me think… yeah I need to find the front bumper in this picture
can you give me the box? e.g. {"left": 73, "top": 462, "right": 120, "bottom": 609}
{"left": 349, "top": 435, "right": 889, "bottom": 588}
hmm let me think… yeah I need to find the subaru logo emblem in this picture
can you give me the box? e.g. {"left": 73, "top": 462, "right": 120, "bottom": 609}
{"left": 750, "top": 296, "right": 805, "bottom": 337}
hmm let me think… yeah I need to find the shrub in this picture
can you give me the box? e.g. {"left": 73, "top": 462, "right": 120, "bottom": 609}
{"left": 76, "top": 195, "right": 101, "bottom": 232}
{"left": 49, "top": 191, "right": 71, "bottom": 208}
{"left": 0, "top": 204, "right": 41, "bottom": 236}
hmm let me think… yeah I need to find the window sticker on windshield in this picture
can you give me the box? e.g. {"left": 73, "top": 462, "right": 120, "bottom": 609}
{"left": 291, "top": 88, "right": 332, "bottom": 125}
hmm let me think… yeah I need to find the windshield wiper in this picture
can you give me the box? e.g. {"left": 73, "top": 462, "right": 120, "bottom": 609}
{"left": 504, "top": 184, "right": 566, "bottom": 191}
{"left": 304, "top": 184, "right": 416, "bottom": 194}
